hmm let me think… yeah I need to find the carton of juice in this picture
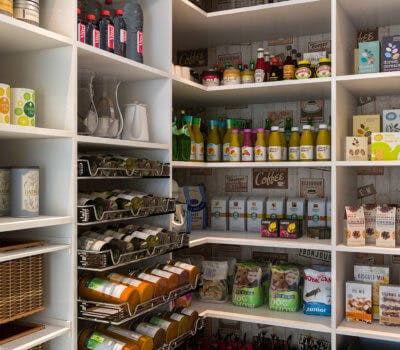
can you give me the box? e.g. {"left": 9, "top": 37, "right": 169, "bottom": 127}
{"left": 229, "top": 197, "right": 247, "bottom": 232}
{"left": 247, "top": 197, "right": 265, "bottom": 232}
{"left": 211, "top": 196, "right": 229, "bottom": 231}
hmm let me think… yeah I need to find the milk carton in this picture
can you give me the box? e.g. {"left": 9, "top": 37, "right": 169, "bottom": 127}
{"left": 229, "top": 197, "right": 247, "bottom": 232}
{"left": 211, "top": 196, "right": 229, "bottom": 231}
{"left": 247, "top": 197, "right": 265, "bottom": 232}
{"left": 266, "top": 198, "right": 285, "bottom": 219}
{"left": 307, "top": 198, "right": 327, "bottom": 227}
{"left": 286, "top": 198, "right": 305, "bottom": 220}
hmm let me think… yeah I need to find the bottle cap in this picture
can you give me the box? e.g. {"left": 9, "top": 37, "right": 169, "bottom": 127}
{"left": 232, "top": 129, "right": 239, "bottom": 134}
{"left": 244, "top": 129, "right": 251, "bottom": 132}
{"left": 257, "top": 48, "right": 264, "bottom": 52}
{"left": 271, "top": 126, "right": 279, "bottom": 131}
{"left": 86, "top": 14, "right": 96, "bottom": 21}
{"left": 101, "top": 9, "right": 110, "bottom": 16}
{"left": 303, "top": 125, "right": 311, "bottom": 130}
{"left": 291, "top": 127, "right": 299, "bottom": 131}
{"left": 319, "top": 124, "right": 328, "bottom": 129}
{"left": 257, "top": 128, "right": 265, "bottom": 133}
{"left": 193, "top": 117, "right": 201, "bottom": 124}
{"left": 77, "top": 8, "right": 81, "bottom": 15}
{"left": 209, "top": 120, "right": 219, "bottom": 127}
{"left": 115, "top": 9, "right": 124, "bottom": 15}
{"left": 279, "top": 127, "right": 284, "bottom": 132}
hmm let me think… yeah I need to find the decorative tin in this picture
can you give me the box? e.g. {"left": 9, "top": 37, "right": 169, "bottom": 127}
{"left": 11, "top": 167, "right": 39, "bottom": 217}
{"left": 0, "top": 168, "right": 10, "bottom": 216}
{"left": 0, "top": 83, "right": 10, "bottom": 125}
{"left": 10, "top": 88, "right": 36, "bottom": 127}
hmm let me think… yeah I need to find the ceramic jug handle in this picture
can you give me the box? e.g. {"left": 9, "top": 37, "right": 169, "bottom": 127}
{"left": 115, "top": 81, "right": 124, "bottom": 138}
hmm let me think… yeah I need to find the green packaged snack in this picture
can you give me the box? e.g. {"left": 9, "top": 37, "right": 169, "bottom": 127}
{"left": 269, "top": 265, "right": 300, "bottom": 312}
{"left": 232, "top": 262, "right": 263, "bottom": 308}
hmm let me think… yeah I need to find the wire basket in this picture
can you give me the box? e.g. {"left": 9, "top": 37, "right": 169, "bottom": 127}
{"left": 0, "top": 255, "right": 44, "bottom": 324}
{"left": 207, "top": 0, "right": 265, "bottom": 11}
{"left": 30, "top": 345, "right": 45, "bottom": 350}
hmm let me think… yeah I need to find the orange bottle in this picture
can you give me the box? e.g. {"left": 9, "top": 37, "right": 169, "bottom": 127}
{"left": 147, "top": 268, "right": 179, "bottom": 291}
{"left": 160, "top": 264, "right": 189, "bottom": 286}
{"left": 78, "top": 329, "right": 138, "bottom": 350}
{"left": 131, "top": 271, "right": 168, "bottom": 297}
{"left": 172, "top": 261, "right": 200, "bottom": 286}
{"left": 177, "top": 308, "right": 199, "bottom": 330}
{"left": 164, "top": 311, "right": 190, "bottom": 336}
{"left": 78, "top": 277, "right": 140, "bottom": 311}
{"left": 107, "top": 273, "right": 154, "bottom": 303}
{"left": 149, "top": 315, "right": 179, "bottom": 342}
{"left": 135, "top": 322, "right": 166, "bottom": 348}
{"left": 96, "top": 325, "right": 153, "bottom": 350}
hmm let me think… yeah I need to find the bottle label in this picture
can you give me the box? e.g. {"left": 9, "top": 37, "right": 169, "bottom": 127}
{"left": 195, "top": 142, "right": 204, "bottom": 161}
{"left": 268, "top": 146, "right": 282, "bottom": 161}
{"left": 190, "top": 141, "right": 196, "bottom": 161}
{"left": 131, "top": 230, "right": 155, "bottom": 240}
{"left": 181, "top": 308, "right": 195, "bottom": 316}
{"left": 137, "top": 31, "right": 143, "bottom": 54}
{"left": 86, "top": 331, "right": 125, "bottom": 350}
{"left": 282, "top": 146, "right": 287, "bottom": 160}
{"left": 93, "top": 29, "right": 100, "bottom": 48}
{"left": 120, "top": 29, "right": 127, "bottom": 44}
{"left": 229, "top": 146, "right": 241, "bottom": 162}
{"left": 254, "top": 69, "right": 265, "bottom": 83}
{"left": 86, "top": 277, "right": 127, "bottom": 298}
{"left": 289, "top": 147, "right": 300, "bottom": 160}
{"left": 255, "top": 145, "right": 267, "bottom": 161}
{"left": 207, "top": 143, "right": 221, "bottom": 161}
{"left": 163, "top": 265, "right": 184, "bottom": 275}
{"left": 138, "top": 273, "right": 161, "bottom": 284}
{"left": 175, "top": 262, "right": 194, "bottom": 270}
{"left": 241, "top": 146, "right": 254, "bottom": 162}
{"left": 295, "top": 67, "right": 312, "bottom": 79}
{"left": 108, "top": 273, "right": 142, "bottom": 287}
{"left": 223, "top": 142, "right": 230, "bottom": 161}
{"left": 106, "top": 326, "right": 142, "bottom": 341}
{"left": 78, "top": 23, "right": 85, "bottom": 43}
{"left": 150, "top": 317, "right": 171, "bottom": 330}
{"left": 283, "top": 65, "right": 295, "bottom": 79}
{"left": 151, "top": 269, "right": 173, "bottom": 279}
{"left": 108, "top": 24, "right": 114, "bottom": 49}
{"left": 316, "top": 145, "right": 331, "bottom": 160}
{"left": 300, "top": 145, "right": 314, "bottom": 160}
{"left": 170, "top": 313, "right": 185, "bottom": 322}
{"left": 22, "top": 170, "right": 39, "bottom": 213}
{"left": 135, "top": 323, "right": 160, "bottom": 338}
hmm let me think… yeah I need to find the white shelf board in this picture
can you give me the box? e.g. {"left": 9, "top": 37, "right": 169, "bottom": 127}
{"left": 193, "top": 299, "right": 332, "bottom": 333}
{"left": 173, "top": 77, "right": 332, "bottom": 105}
{"left": 336, "top": 160, "right": 400, "bottom": 167}
{"left": 0, "top": 14, "right": 72, "bottom": 53}
{"left": 0, "top": 125, "right": 73, "bottom": 140}
{"left": 172, "top": 161, "right": 332, "bottom": 168}
{"left": 173, "top": 0, "right": 331, "bottom": 50}
{"left": 337, "top": 244, "right": 400, "bottom": 255}
{"left": 190, "top": 230, "right": 331, "bottom": 250}
{"left": 0, "top": 216, "right": 72, "bottom": 233}
{"left": 77, "top": 43, "right": 169, "bottom": 81}
{"left": 337, "top": 320, "right": 400, "bottom": 343}
{"left": 0, "top": 244, "right": 70, "bottom": 263}
{"left": 0, "top": 323, "right": 70, "bottom": 350}
{"left": 77, "top": 135, "right": 169, "bottom": 151}
{"left": 336, "top": 72, "right": 400, "bottom": 97}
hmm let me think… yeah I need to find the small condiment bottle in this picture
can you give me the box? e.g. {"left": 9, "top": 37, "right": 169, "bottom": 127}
{"left": 254, "top": 48, "right": 266, "bottom": 83}
{"left": 175, "top": 307, "right": 199, "bottom": 330}
{"left": 163, "top": 311, "right": 190, "bottom": 336}
{"left": 268, "top": 126, "right": 282, "bottom": 161}
{"left": 300, "top": 125, "right": 315, "bottom": 161}
{"left": 264, "top": 52, "right": 271, "bottom": 81}
{"left": 77, "top": 8, "right": 86, "bottom": 43}
{"left": 159, "top": 264, "right": 189, "bottom": 286}
{"left": 288, "top": 126, "right": 300, "bottom": 161}
{"left": 146, "top": 267, "right": 180, "bottom": 291}
{"left": 316, "top": 124, "right": 331, "bottom": 160}
{"left": 269, "top": 57, "right": 280, "bottom": 81}
{"left": 78, "top": 329, "right": 139, "bottom": 350}
{"left": 241, "top": 129, "right": 254, "bottom": 162}
{"left": 130, "top": 271, "right": 168, "bottom": 297}
{"left": 240, "top": 64, "right": 255, "bottom": 84}
{"left": 316, "top": 58, "right": 332, "bottom": 78}
{"left": 295, "top": 60, "right": 312, "bottom": 79}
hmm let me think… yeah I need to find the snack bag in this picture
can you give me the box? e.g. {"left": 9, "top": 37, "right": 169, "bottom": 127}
{"left": 269, "top": 265, "right": 300, "bottom": 312}
{"left": 303, "top": 266, "right": 331, "bottom": 316}
{"left": 199, "top": 260, "right": 229, "bottom": 302}
{"left": 232, "top": 262, "right": 263, "bottom": 308}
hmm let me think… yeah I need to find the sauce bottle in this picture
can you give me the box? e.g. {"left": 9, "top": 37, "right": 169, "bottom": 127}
{"left": 171, "top": 261, "right": 200, "bottom": 286}
{"left": 241, "top": 129, "right": 254, "bottom": 162}
{"left": 149, "top": 315, "right": 179, "bottom": 342}
{"left": 229, "top": 129, "right": 241, "bottom": 162}
{"left": 113, "top": 9, "right": 127, "bottom": 57}
{"left": 134, "top": 323, "right": 166, "bottom": 348}
{"left": 269, "top": 57, "right": 280, "bottom": 81}
{"left": 192, "top": 117, "right": 204, "bottom": 162}
{"left": 288, "top": 126, "right": 300, "bottom": 161}
{"left": 159, "top": 264, "right": 189, "bottom": 285}
{"left": 180, "top": 114, "right": 193, "bottom": 161}
{"left": 85, "top": 14, "right": 100, "bottom": 48}
{"left": 316, "top": 124, "right": 331, "bottom": 161}
{"left": 268, "top": 126, "right": 282, "bottom": 161}
{"left": 77, "top": 8, "right": 86, "bottom": 43}
{"left": 78, "top": 329, "right": 138, "bottom": 350}
{"left": 207, "top": 120, "right": 221, "bottom": 162}
{"left": 300, "top": 125, "right": 314, "bottom": 161}
{"left": 124, "top": 0, "right": 144, "bottom": 63}
{"left": 223, "top": 119, "right": 235, "bottom": 162}
{"left": 146, "top": 267, "right": 180, "bottom": 291}
{"left": 131, "top": 271, "right": 168, "bottom": 297}
{"left": 283, "top": 45, "right": 295, "bottom": 80}
{"left": 97, "top": 325, "right": 153, "bottom": 350}
{"left": 78, "top": 277, "right": 140, "bottom": 311}
{"left": 254, "top": 48, "right": 265, "bottom": 83}
{"left": 106, "top": 273, "right": 154, "bottom": 303}
{"left": 264, "top": 52, "right": 271, "bottom": 81}
{"left": 254, "top": 128, "right": 267, "bottom": 162}
{"left": 98, "top": 10, "right": 114, "bottom": 53}
{"left": 279, "top": 127, "right": 287, "bottom": 161}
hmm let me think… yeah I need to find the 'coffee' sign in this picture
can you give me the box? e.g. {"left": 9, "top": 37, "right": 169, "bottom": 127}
{"left": 253, "top": 168, "right": 288, "bottom": 189}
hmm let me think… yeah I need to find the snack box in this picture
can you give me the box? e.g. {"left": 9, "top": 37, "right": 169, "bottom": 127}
{"left": 266, "top": 197, "right": 285, "bottom": 219}
{"left": 358, "top": 41, "right": 380, "bottom": 74}
{"left": 380, "top": 285, "right": 400, "bottom": 326}
{"left": 363, "top": 204, "right": 377, "bottom": 245}
{"left": 353, "top": 115, "right": 381, "bottom": 140}
{"left": 345, "top": 281, "right": 372, "bottom": 324}
{"left": 307, "top": 198, "right": 327, "bottom": 228}
{"left": 286, "top": 197, "right": 305, "bottom": 220}
{"left": 345, "top": 206, "right": 366, "bottom": 247}
{"left": 247, "top": 197, "right": 266, "bottom": 232}
{"left": 261, "top": 219, "right": 279, "bottom": 238}
{"left": 345, "top": 137, "right": 369, "bottom": 161}
{"left": 376, "top": 205, "right": 396, "bottom": 248}
{"left": 279, "top": 219, "right": 301, "bottom": 239}
{"left": 382, "top": 36, "right": 400, "bottom": 72}
{"left": 180, "top": 186, "right": 207, "bottom": 231}
{"left": 383, "top": 109, "right": 400, "bottom": 132}
{"left": 211, "top": 196, "right": 229, "bottom": 231}
{"left": 229, "top": 197, "right": 247, "bottom": 232}
{"left": 371, "top": 132, "right": 400, "bottom": 161}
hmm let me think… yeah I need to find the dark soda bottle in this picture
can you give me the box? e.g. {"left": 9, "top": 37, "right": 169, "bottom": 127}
{"left": 77, "top": 8, "right": 86, "bottom": 43}
{"left": 98, "top": 10, "right": 114, "bottom": 53}
{"left": 113, "top": 9, "right": 127, "bottom": 57}
{"left": 124, "top": 0, "right": 144, "bottom": 63}
{"left": 85, "top": 14, "right": 100, "bottom": 48}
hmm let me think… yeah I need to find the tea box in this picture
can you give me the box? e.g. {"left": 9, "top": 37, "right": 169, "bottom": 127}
{"left": 211, "top": 196, "right": 229, "bottom": 231}
{"left": 353, "top": 115, "right": 381, "bottom": 140}
{"left": 229, "top": 197, "right": 247, "bottom": 232}
{"left": 345, "top": 206, "right": 366, "bottom": 246}
{"left": 381, "top": 36, "right": 400, "bottom": 72}
{"left": 261, "top": 219, "right": 279, "bottom": 238}
{"left": 307, "top": 198, "right": 327, "bottom": 227}
{"left": 279, "top": 220, "right": 301, "bottom": 239}
{"left": 247, "top": 197, "right": 265, "bottom": 232}
{"left": 354, "top": 265, "right": 390, "bottom": 319}
{"left": 371, "top": 132, "right": 400, "bottom": 161}
{"left": 266, "top": 198, "right": 285, "bottom": 219}
{"left": 376, "top": 205, "right": 396, "bottom": 248}
{"left": 383, "top": 109, "right": 400, "bottom": 132}
{"left": 363, "top": 204, "right": 377, "bottom": 245}
{"left": 345, "top": 137, "right": 368, "bottom": 161}
{"left": 380, "top": 285, "right": 400, "bottom": 326}
{"left": 286, "top": 197, "right": 305, "bottom": 220}
{"left": 11, "top": 167, "right": 39, "bottom": 217}
{"left": 0, "top": 83, "right": 10, "bottom": 125}
{"left": 346, "top": 281, "right": 372, "bottom": 323}
{"left": 358, "top": 41, "right": 380, "bottom": 74}
{"left": 180, "top": 186, "right": 207, "bottom": 231}
{"left": 10, "top": 88, "right": 36, "bottom": 127}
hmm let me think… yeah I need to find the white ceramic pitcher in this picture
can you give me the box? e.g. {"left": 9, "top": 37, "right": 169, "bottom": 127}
{"left": 122, "top": 102, "right": 149, "bottom": 141}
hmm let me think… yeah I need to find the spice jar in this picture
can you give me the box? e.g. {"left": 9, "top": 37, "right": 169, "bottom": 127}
{"left": 0, "top": 0, "right": 12, "bottom": 16}
{"left": 11, "top": 166, "right": 39, "bottom": 217}
{"left": 201, "top": 69, "right": 220, "bottom": 87}
{"left": 223, "top": 67, "right": 241, "bottom": 85}
{"left": 240, "top": 66, "right": 255, "bottom": 84}
{"left": 316, "top": 58, "right": 332, "bottom": 78}
{"left": 295, "top": 60, "right": 312, "bottom": 79}
{"left": 13, "top": 0, "right": 39, "bottom": 25}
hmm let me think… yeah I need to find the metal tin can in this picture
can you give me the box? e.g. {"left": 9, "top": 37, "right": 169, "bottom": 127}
{"left": 11, "top": 167, "right": 39, "bottom": 217}
{"left": 0, "top": 168, "right": 10, "bottom": 216}
{"left": 10, "top": 88, "right": 35, "bottom": 127}
{"left": 13, "top": 0, "right": 39, "bottom": 26}
{"left": 0, "top": 0, "right": 13, "bottom": 16}
{"left": 0, "top": 83, "right": 10, "bottom": 125}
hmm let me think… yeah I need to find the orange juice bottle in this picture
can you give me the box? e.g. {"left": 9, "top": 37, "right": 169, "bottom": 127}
{"left": 223, "top": 119, "right": 235, "bottom": 161}
{"left": 192, "top": 117, "right": 204, "bottom": 162}
{"left": 96, "top": 325, "right": 154, "bottom": 350}
{"left": 107, "top": 273, "right": 154, "bottom": 303}
{"left": 279, "top": 127, "right": 287, "bottom": 160}
{"left": 268, "top": 126, "right": 282, "bottom": 161}
{"left": 229, "top": 129, "right": 241, "bottom": 162}
{"left": 254, "top": 128, "right": 267, "bottom": 162}
{"left": 288, "top": 127, "right": 300, "bottom": 161}
{"left": 207, "top": 120, "right": 221, "bottom": 162}
{"left": 300, "top": 125, "right": 314, "bottom": 161}
{"left": 316, "top": 124, "right": 331, "bottom": 161}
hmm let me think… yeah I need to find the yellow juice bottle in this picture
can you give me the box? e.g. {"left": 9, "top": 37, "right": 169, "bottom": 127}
{"left": 316, "top": 124, "right": 331, "bottom": 161}
{"left": 229, "top": 129, "right": 241, "bottom": 162}
{"left": 300, "top": 125, "right": 314, "bottom": 161}
{"left": 255, "top": 128, "right": 267, "bottom": 162}
{"left": 184, "top": 115, "right": 196, "bottom": 161}
{"left": 279, "top": 127, "right": 287, "bottom": 161}
{"left": 288, "top": 126, "right": 300, "bottom": 161}
{"left": 207, "top": 120, "right": 221, "bottom": 162}
{"left": 264, "top": 130, "right": 270, "bottom": 160}
{"left": 268, "top": 126, "right": 282, "bottom": 162}
{"left": 192, "top": 117, "right": 204, "bottom": 162}
{"left": 223, "top": 119, "right": 235, "bottom": 162}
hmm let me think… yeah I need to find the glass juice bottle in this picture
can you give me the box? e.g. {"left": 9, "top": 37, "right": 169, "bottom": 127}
{"left": 288, "top": 126, "right": 300, "bottom": 161}
{"left": 229, "top": 129, "right": 241, "bottom": 162}
{"left": 316, "top": 124, "right": 331, "bottom": 161}
{"left": 268, "top": 126, "right": 282, "bottom": 161}
{"left": 241, "top": 129, "right": 254, "bottom": 162}
{"left": 255, "top": 128, "right": 267, "bottom": 162}
{"left": 223, "top": 119, "right": 235, "bottom": 162}
{"left": 207, "top": 120, "right": 221, "bottom": 162}
{"left": 300, "top": 125, "right": 314, "bottom": 161}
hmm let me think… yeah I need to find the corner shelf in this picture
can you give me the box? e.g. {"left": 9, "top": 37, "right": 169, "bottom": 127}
{"left": 0, "top": 216, "right": 73, "bottom": 233}
{"left": 336, "top": 320, "right": 400, "bottom": 343}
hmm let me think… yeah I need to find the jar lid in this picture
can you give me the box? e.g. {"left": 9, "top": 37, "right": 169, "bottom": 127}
{"left": 291, "top": 127, "right": 299, "bottom": 131}
{"left": 319, "top": 124, "right": 328, "bottom": 129}
{"left": 302, "top": 125, "right": 311, "bottom": 130}
{"left": 298, "top": 60, "right": 311, "bottom": 65}
{"left": 319, "top": 58, "right": 331, "bottom": 63}
{"left": 257, "top": 128, "right": 264, "bottom": 132}
{"left": 231, "top": 129, "right": 239, "bottom": 134}
{"left": 271, "top": 126, "right": 279, "bottom": 131}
